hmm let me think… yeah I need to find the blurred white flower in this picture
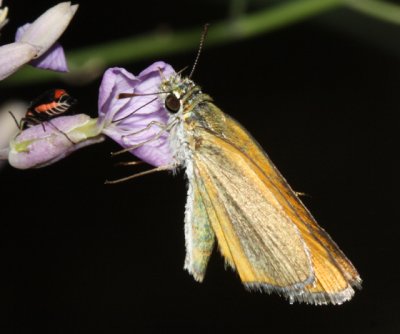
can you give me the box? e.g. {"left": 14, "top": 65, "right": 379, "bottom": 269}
{"left": 0, "top": 101, "right": 27, "bottom": 169}
{"left": 0, "top": 0, "right": 8, "bottom": 31}
{"left": 0, "top": 2, "right": 78, "bottom": 80}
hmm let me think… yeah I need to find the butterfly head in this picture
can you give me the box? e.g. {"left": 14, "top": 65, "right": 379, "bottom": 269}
{"left": 160, "top": 74, "right": 201, "bottom": 115}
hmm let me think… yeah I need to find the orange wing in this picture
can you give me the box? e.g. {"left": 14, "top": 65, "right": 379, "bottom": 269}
{"left": 186, "top": 102, "right": 361, "bottom": 305}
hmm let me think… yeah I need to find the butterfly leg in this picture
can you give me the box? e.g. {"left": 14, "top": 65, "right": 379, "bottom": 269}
{"left": 111, "top": 119, "right": 178, "bottom": 156}
{"left": 121, "top": 120, "right": 167, "bottom": 139}
{"left": 104, "top": 163, "right": 176, "bottom": 184}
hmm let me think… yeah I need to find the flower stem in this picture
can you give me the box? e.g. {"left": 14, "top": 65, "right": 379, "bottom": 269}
{"left": 343, "top": 0, "right": 400, "bottom": 25}
{"left": 4, "top": 0, "right": 343, "bottom": 86}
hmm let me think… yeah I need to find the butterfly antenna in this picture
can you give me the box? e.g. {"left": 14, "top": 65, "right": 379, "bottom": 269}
{"left": 189, "top": 23, "right": 209, "bottom": 79}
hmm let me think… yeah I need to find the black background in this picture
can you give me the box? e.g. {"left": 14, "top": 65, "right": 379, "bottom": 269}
{"left": 0, "top": 1, "right": 397, "bottom": 333}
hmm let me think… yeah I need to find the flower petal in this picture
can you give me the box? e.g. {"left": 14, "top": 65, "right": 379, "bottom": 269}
{"left": 102, "top": 124, "right": 173, "bottom": 167}
{"left": 98, "top": 63, "right": 176, "bottom": 167}
{"left": 18, "top": 2, "right": 78, "bottom": 58}
{"left": 0, "top": 42, "right": 38, "bottom": 80}
{"left": 98, "top": 67, "right": 139, "bottom": 126}
{"left": 16, "top": 23, "right": 69, "bottom": 72}
{"left": 138, "top": 61, "right": 175, "bottom": 82}
{"left": 30, "top": 42, "right": 68, "bottom": 72}
{"left": 14, "top": 22, "right": 29, "bottom": 42}
{"left": 8, "top": 114, "right": 104, "bottom": 169}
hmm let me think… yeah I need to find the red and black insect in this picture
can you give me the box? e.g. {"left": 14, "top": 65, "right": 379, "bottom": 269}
{"left": 9, "top": 89, "right": 77, "bottom": 144}
{"left": 18, "top": 88, "right": 77, "bottom": 130}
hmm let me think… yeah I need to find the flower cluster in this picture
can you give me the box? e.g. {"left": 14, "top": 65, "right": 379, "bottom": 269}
{"left": 0, "top": 2, "right": 176, "bottom": 170}
{"left": 0, "top": 2, "right": 78, "bottom": 80}
{"left": 1, "top": 62, "right": 177, "bottom": 169}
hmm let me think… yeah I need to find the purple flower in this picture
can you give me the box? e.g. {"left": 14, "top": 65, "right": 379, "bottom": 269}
{"left": 98, "top": 62, "right": 176, "bottom": 167}
{"left": 1, "top": 62, "right": 177, "bottom": 170}
{"left": 0, "top": 2, "right": 78, "bottom": 80}
{"left": 16, "top": 24, "right": 68, "bottom": 72}
{"left": 6, "top": 115, "right": 104, "bottom": 169}
{"left": 0, "top": 42, "right": 39, "bottom": 80}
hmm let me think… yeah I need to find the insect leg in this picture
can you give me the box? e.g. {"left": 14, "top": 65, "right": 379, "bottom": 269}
{"left": 111, "top": 119, "right": 178, "bottom": 156}
{"left": 104, "top": 163, "right": 176, "bottom": 184}
{"left": 121, "top": 120, "right": 167, "bottom": 139}
{"left": 46, "top": 120, "right": 75, "bottom": 144}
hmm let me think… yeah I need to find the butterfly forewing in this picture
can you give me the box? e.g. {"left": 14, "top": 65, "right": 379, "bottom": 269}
{"left": 182, "top": 98, "right": 360, "bottom": 304}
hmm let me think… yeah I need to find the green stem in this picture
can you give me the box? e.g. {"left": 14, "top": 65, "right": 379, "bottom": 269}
{"left": 4, "top": 0, "right": 343, "bottom": 86}
{"left": 344, "top": 0, "right": 400, "bottom": 25}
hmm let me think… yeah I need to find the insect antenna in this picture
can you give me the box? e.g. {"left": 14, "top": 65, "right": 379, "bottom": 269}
{"left": 189, "top": 23, "right": 209, "bottom": 79}
{"left": 117, "top": 92, "right": 169, "bottom": 99}
{"left": 114, "top": 90, "right": 173, "bottom": 123}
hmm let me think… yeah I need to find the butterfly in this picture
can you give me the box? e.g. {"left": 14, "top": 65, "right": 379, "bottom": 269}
{"left": 155, "top": 73, "right": 362, "bottom": 305}
{"left": 111, "top": 70, "right": 362, "bottom": 305}
{"left": 108, "top": 28, "right": 361, "bottom": 305}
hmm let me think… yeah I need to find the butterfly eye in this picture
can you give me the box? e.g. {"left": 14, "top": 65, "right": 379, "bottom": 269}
{"left": 165, "top": 93, "right": 181, "bottom": 113}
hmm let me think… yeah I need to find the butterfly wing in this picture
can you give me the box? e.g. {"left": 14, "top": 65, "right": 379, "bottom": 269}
{"left": 183, "top": 173, "right": 215, "bottom": 282}
{"left": 183, "top": 101, "right": 361, "bottom": 304}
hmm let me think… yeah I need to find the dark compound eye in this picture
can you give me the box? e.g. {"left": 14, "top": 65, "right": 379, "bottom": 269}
{"left": 165, "top": 93, "right": 181, "bottom": 113}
